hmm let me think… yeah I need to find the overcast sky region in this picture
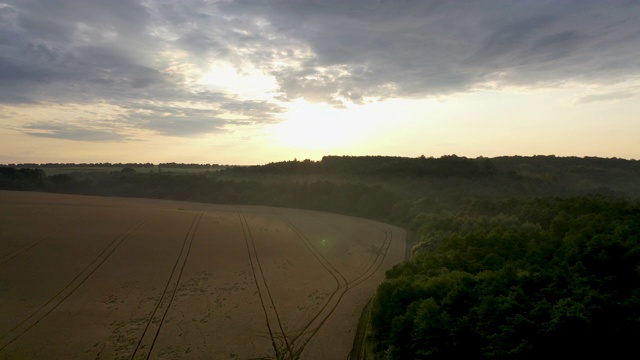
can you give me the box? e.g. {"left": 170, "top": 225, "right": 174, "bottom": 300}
{"left": 1, "top": 0, "right": 639, "bottom": 164}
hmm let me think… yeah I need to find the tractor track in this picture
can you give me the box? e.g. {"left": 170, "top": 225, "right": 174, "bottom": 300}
{"left": 333, "top": 226, "right": 393, "bottom": 289}
{"left": 130, "top": 205, "right": 207, "bottom": 360}
{"left": 1, "top": 195, "right": 402, "bottom": 359}
{"left": 277, "top": 214, "right": 394, "bottom": 359}
{"left": 330, "top": 223, "right": 383, "bottom": 281}
{"left": 237, "top": 209, "right": 294, "bottom": 360}
{"left": 277, "top": 214, "right": 350, "bottom": 359}
{"left": 0, "top": 216, "right": 150, "bottom": 352}
{"left": 0, "top": 219, "right": 84, "bottom": 267}
{"left": 347, "top": 229, "right": 402, "bottom": 360}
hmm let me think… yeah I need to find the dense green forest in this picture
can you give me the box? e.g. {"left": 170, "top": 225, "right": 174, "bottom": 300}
{"left": 371, "top": 197, "right": 640, "bottom": 358}
{"left": 2, "top": 155, "right": 640, "bottom": 357}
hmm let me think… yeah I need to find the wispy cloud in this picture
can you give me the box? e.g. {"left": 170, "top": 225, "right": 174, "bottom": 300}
{"left": 576, "top": 90, "right": 637, "bottom": 104}
{"left": 23, "top": 122, "right": 133, "bottom": 142}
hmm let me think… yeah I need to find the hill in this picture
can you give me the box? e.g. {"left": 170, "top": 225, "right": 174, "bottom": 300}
{"left": 3, "top": 155, "right": 639, "bottom": 223}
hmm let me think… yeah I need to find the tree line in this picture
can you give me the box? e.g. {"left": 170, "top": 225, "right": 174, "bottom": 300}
{"left": 2, "top": 155, "right": 639, "bottom": 223}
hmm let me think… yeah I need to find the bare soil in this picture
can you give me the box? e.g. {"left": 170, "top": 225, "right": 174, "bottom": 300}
{"left": 0, "top": 190, "right": 405, "bottom": 359}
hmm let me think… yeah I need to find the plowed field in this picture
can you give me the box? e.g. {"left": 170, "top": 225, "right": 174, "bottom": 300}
{"left": 0, "top": 191, "right": 405, "bottom": 359}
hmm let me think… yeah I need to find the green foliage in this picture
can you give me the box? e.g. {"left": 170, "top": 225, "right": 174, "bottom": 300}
{"left": 120, "top": 167, "right": 137, "bottom": 174}
{"left": 0, "top": 167, "right": 46, "bottom": 190}
{"left": 369, "top": 197, "right": 640, "bottom": 358}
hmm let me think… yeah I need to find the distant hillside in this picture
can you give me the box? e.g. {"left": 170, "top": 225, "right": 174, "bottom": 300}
{"left": 3, "top": 156, "right": 639, "bottom": 222}
{"left": 224, "top": 154, "right": 638, "bottom": 178}
{"left": 220, "top": 155, "right": 640, "bottom": 199}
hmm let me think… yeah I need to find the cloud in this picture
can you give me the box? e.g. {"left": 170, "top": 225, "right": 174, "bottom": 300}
{"left": 2, "top": 0, "right": 640, "bottom": 138}
{"left": 219, "top": 100, "right": 285, "bottom": 123}
{"left": 22, "top": 122, "right": 132, "bottom": 142}
{"left": 13, "top": 95, "right": 286, "bottom": 141}
{"left": 220, "top": 0, "right": 640, "bottom": 102}
{"left": 117, "top": 102, "right": 231, "bottom": 137}
{"left": 576, "top": 90, "right": 637, "bottom": 104}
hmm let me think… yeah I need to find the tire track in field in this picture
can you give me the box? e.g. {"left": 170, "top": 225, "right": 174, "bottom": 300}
{"left": 348, "top": 229, "right": 392, "bottom": 288}
{"left": 0, "top": 217, "right": 150, "bottom": 352}
{"left": 237, "top": 209, "right": 294, "bottom": 360}
{"left": 343, "top": 228, "right": 393, "bottom": 360}
{"left": 278, "top": 214, "right": 394, "bottom": 358}
{"left": 0, "top": 219, "right": 84, "bottom": 267}
{"left": 277, "top": 215, "right": 350, "bottom": 359}
{"left": 331, "top": 225, "right": 393, "bottom": 289}
{"left": 130, "top": 205, "right": 207, "bottom": 360}
{"left": 329, "top": 223, "right": 381, "bottom": 278}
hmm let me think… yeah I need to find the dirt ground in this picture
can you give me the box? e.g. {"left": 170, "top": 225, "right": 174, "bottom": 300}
{"left": 0, "top": 190, "right": 405, "bottom": 359}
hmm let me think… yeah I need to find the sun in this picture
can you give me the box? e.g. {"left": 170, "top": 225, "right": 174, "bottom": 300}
{"left": 271, "top": 99, "right": 365, "bottom": 150}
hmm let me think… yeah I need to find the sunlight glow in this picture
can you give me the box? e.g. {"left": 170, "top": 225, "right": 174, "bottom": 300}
{"left": 199, "top": 62, "right": 278, "bottom": 99}
{"left": 270, "top": 99, "right": 367, "bottom": 150}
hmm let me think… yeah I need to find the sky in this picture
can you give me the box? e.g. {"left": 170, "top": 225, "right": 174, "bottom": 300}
{"left": 1, "top": 0, "right": 639, "bottom": 165}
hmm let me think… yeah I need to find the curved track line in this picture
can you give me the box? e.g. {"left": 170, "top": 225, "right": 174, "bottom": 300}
{"left": 130, "top": 205, "right": 206, "bottom": 360}
{"left": 0, "top": 217, "right": 150, "bottom": 352}
{"left": 334, "top": 226, "right": 393, "bottom": 289}
{"left": 277, "top": 214, "right": 350, "bottom": 358}
{"left": 276, "top": 213, "right": 395, "bottom": 359}
{"left": 330, "top": 223, "right": 372, "bottom": 250}
{"left": 330, "top": 223, "right": 383, "bottom": 279}
{"left": 293, "top": 228, "right": 393, "bottom": 358}
{"left": 237, "top": 209, "right": 294, "bottom": 360}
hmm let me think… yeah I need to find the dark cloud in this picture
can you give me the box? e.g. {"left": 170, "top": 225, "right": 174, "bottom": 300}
{"left": 177, "top": 31, "right": 229, "bottom": 60}
{"left": 117, "top": 96, "right": 284, "bottom": 137}
{"left": 465, "top": 15, "right": 559, "bottom": 67}
{"left": 119, "top": 103, "right": 227, "bottom": 137}
{"left": 0, "top": 54, "right": 50, "bottom": 83}
{"left": 2, "top": 0, "right": 640, "bottom": 138}
{"left": 220, "top": 0, "right": 640, "bottom": 103}
{"left": 0, "top": 0, "right": 164, "bottom": 103}
{"left": 15, "top": 0, "right": 150, "bottom": 43}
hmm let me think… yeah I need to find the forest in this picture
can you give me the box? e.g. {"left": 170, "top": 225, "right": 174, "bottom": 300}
{"left": 2, "top": 154, "right": 640, "bottom": 358}
{"left": 371, "top": 197, "right": 640, "bottom": 358}
{"left": 3, "top": 155, "right": 639, "bottom": 222}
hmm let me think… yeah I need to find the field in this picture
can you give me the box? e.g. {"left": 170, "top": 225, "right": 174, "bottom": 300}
{"left": 0, "top": 191, "right": 405, "bottom": 359}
